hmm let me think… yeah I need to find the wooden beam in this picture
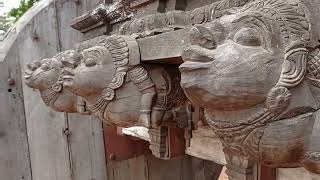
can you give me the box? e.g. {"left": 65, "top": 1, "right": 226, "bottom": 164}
{"left": 137, "top": 28, "right": 190, "bottom": 64}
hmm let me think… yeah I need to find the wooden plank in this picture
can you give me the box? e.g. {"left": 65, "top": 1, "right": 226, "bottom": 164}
{"left": 67, "top": 115, "right": 108, "bottom": 180}
{"left": 137, "top": 28, "right": 190, "bottom": 64}
{"left": 277, "top": 167, "right": 320, "bottom": 180}
{"left": 55, "top": 1, "right": 108, "bottom": 180}
{"left": 16, "top": 1, "right": 73, "bottom": 180}
{"left": 0, "top": 51, "right": 32, "bottom": 180}
{"left": 186, "top": 127, "right": 226, "bottom": 165}
{"left": 147, "top": 154, "right": 187, "bottom": 180}
{"left": 122, "top": 126, "right": 150, "bottom": 142}
{"left": 107, "top": 155, "right": 148, "bottom": 180}
{"left": 190, "top": 157, "right": 224, "bottom": 180}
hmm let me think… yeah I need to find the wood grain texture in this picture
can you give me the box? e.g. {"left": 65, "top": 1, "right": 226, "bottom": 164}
{"left": 57, "top": 0, "right": 108, "bottom": 179}
{"left": 17, "top": 1, "right": 72, "bottom": 179}
{"left": 2, "top": 0, "right": 107, "bottom": 180}
{"left": 186, "top": 127, "right": 226, "bottom": 165}
{"left": 0, "top": 48, "right": 32, "bottom": 180}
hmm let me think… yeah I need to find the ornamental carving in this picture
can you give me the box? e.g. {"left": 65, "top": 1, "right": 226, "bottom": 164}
{"left": 24, "top": 0, "right": 320, "bottom": 178}
{"left": 24, "top": 50, "right": 90, "bottom": 114}
{"left": 179, "top": 0, "right": 320, "bottom": 175}
{"left": 24, "top": 34, "right": 188, "bottom": 159}
{"left": 60, "top": 35, "right": 187, "bottom": 128}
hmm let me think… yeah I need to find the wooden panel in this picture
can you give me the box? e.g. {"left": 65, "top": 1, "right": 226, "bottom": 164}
{"left": 107, "top": 153, "right": 226, "bottom": 180}
{"left": 259, "top": 165, "right": 276, "bottom": 180}
{"left": 107, "top": 155, "right": 149, "bottom": 180}
{"left": 17, "top": 1, "right": 73, "bottom": 180}
{"left": 56, "top": 0, "right": 108, "bottom": 180}
{"left": 186, "top": 127, "right": 226, "bottom": 165}
{"left": 191, "top": 157, "right": 223, "bottom": 180}
{"left": 0, "top": 51, "right": 32, "bottom": 179}
{"left": 104, "top": 125, "right": 150, "bottom": 161}
{"left": 277, "top": 167, "right": 320, "bottom": 180}
{"left": 67, "top": 114, "right": 108, "bottom": 180}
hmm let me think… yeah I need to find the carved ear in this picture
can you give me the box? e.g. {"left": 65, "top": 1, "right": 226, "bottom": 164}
{"left": 276, "top": 43, "right": 308, "bottom": 88}
{"left": 266, "top": 42, "right": 308, "bottom": 114}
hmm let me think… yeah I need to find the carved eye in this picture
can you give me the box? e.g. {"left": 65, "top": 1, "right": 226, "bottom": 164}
{"left": 234, "top": 28, "right": 261, "bottom": 46}
{"left": 84, "top": 58, "right": 97, "bottom": 67}
{"left": 40, "top": 63, "right": 52, "bottom": 71}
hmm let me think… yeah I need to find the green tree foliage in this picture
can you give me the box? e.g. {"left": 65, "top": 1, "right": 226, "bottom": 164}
{"left": 0, "top": 15, "right": 12, "bottom": 32}
{"left": 8, "top": 0, "right": 41, "bottom": 21}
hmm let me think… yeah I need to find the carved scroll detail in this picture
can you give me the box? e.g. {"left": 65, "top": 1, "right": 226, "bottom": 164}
{"left": 120, "top": 0, "right": 255, "bottom": 38}
{"left": 85, "top": 35, "right": 134, "bottom": 117}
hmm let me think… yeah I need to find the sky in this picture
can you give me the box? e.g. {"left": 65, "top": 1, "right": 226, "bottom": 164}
{"left": 0, "top": 0, "right": 20, "bottom": 16}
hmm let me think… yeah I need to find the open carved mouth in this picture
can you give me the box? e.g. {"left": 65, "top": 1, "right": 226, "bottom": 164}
{"left": 179, "top": 46, "right": 215, "bottom": 72}
{"left": 24, "top": 71, "right": 41, "bottom": 83}
{"left": 179, "top": 61, "right": 213, "bottom": 72}
{"left": 24, "top": 68, "right": 35, "bottom": 80}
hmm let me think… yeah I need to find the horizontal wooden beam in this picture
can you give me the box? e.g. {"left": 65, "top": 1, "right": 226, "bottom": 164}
{"left": 138, "top": 28, "right": 190, "bottom": 64}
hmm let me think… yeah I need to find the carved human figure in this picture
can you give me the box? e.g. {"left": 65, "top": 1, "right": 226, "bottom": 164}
{"left": 179, "top": 0, "right": 320, "bottom": 176}
{"left": 24, "top": 50, "right": 89, "bottom": 114}
{"left": 61, "top": 35, "right": 186, "bottom": 128}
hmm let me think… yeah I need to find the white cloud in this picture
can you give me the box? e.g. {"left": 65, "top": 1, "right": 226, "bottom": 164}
{"left": 0, "top": 0, "right": 20, "bottom": 16}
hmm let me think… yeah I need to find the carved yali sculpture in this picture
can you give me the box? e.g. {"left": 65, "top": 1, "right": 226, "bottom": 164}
{"left": 61, "top": 35, "right": 186, "bottom": 128}
{"left": 24, "top": 50, "right": 89, "bottom": 114}
{"left": 179, "top": 0, "right": 320, "bottom": 175}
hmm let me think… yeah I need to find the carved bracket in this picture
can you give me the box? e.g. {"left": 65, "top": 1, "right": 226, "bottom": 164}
{"left": 71, "top": 1, "right": 135, "bottom": 33}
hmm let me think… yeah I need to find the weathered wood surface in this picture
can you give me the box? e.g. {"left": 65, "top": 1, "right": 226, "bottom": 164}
{"left": 0, "top": 48, "right": 32, "bottom": 180}
{"left": 56, "top": 1, "right": 108, "bottom": 179}
{"left": 186, "top": 127, "right": 226, "bottom": 165}
{"left": 107, "top": 154, "right": 225, "bottom": 180}
{"left": 138, "top": 28, "right": 190, "bottom": 64}
{"left": 17, "top": 2, "right": 73, "bottom": 180}
{"left": 1, "top": 0, "right": 107, "bottom": 180}
{"left": 277, "top": 168, "right": 320, "bottom": 180}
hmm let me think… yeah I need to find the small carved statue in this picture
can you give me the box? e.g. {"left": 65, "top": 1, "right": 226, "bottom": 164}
{"left": 180, "top": 0, "right": 320, "bottom": 176}
{"left": 24, "top": 50, "right": 89, "bottom": 114}
{"left": 61, "top": 35, "right": 186, "bottom": 128}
